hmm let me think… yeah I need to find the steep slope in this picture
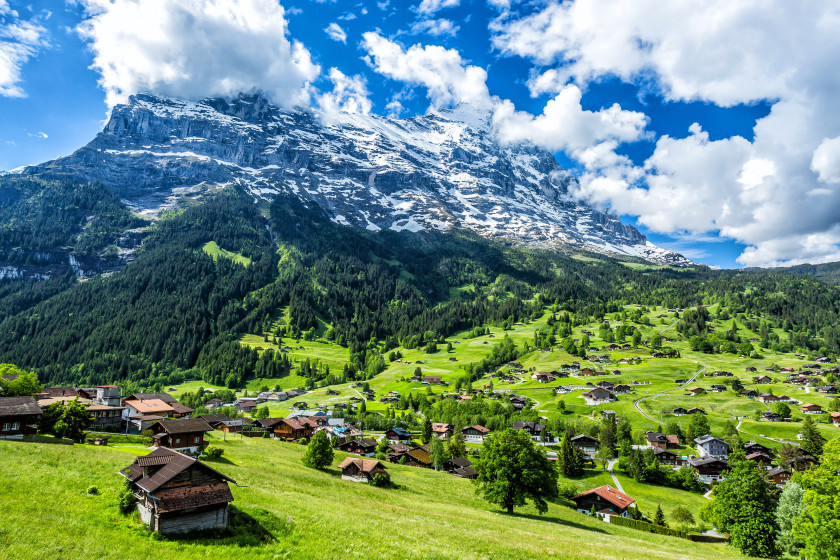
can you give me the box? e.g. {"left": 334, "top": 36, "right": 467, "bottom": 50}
{"left": 22, "top": 92, "right": 690, "bottom": 266}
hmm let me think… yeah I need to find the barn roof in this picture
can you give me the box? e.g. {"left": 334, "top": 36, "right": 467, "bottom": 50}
{"left": 0, "top": 396, "right": 42, "bottom": 417}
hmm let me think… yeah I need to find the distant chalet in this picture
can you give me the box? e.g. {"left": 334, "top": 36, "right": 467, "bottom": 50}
{"left": 338, "top": 457, "right": 389, "bottom": 483}
{"left": 149, "top": 418, "right": 214, "bottom": 456}
{"left": 120, "top": 447, "right": 235, "bottom": 535}
{"left": 0, "top": 396, "right": 42, "bottom": 439}
{"left": 572, "top": 485, "right": 635, "bottom": 519}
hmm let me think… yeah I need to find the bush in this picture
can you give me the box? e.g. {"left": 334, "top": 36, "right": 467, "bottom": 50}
{"left": 372, "top": 473, "right": 391, "bottom": 488}
{"left": 117, "top": 480, "right": 135, "bottom": 515}
{"left": 86, "top": 485, "right": 99, "bottom": 495}
{"left": 610, "top": 515, "right": 688, "bottom": 539}
{"left": 203, "top": 446, "right": 224, "bottom": 460}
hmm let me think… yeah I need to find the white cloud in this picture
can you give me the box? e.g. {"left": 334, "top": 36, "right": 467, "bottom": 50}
{"left": 316, "top": 68, "right": 372, "bottom": 120}
{"left": 812, "top": 137, "right": 840, "bottom": 184}
{"left": 0, "top": 2, "right": 48, "bottom": 97}
{"left": 26, "top": 130, "right": 47, "bottom": 139}
{"left": 410, "top": 18, "right": 459, "bottom": 37}
{"left": 76, "top": 0, "right": 319, "bottom": 108}
{"left": 492, "top": 1, "right": 840, "bottom": 267}
{"left": 324, "top": 22, "right": 346, "bottom": 43}
{"left": 492, "top": 85, "right": 648, "bottom": 154}
{"left": 361, "top": 32, "right": 491, "bottom": 109}
{"left": 416, "top": 0, "right": 459, "bottom": 16}
{"left": 337, "top": 12, "right": 356, "bottom": 21}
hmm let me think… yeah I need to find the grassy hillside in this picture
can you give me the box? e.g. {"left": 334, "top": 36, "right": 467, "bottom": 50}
{"left": 0, "top": 436, "right": 751, "bottom": 560}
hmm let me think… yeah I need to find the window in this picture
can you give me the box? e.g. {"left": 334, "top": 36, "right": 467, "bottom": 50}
{"left": 193, "top": 436, "right": 200, "bottom": 444}
{"left": 11, "top": 422, "right": 19, "bottom": 431}
{"left": 174, "top": 438, "right": 180, "bottom": 445}
{"left": 2, "top": 423, "right": 10, "bottom": 431}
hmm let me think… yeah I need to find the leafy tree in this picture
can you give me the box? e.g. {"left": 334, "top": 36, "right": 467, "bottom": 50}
{"left": 254, "top": 405, "right": 269, "bottom": 419}
{"left": 653, "top": 505, "right": 667, "bottom": 527}
{"left": 671, "top": 505, "right": 694, "bottom": 529}
{"left": 595, "top": 442, "right": 613, "bottom": 471}
{"left": 472, "top": 428, "right": 558, "bottom": 514}
{"left": 422, "top": 418, "right": 432, "bottom": 444}
{"left": 302, "top": 430, "right": 334, "bottom": 469}
{"left": 689, "top": 413, "right": 711, "bottom": 439}
{"left": 779, "top": 443, "right": 806, "bottom": 470}
{"left": 430, "top": 436, "right": 449, "bottom": 471}
{"left": 0, "top": 365, "right": 41, "bottom": 396}
{"left": 706, "top": 451, "right": 779, "bottom": 558}
{"left": 38, "top": 398, "right": 92, "bottom": 442}
{"left": 775, "top": 481, "right": 804, "bottom": 557}
{"left": 650, "top": 334, "right": 663, "bottom": 349}
{"left": 449, "top": 421, "right": 466, "bottom": 458}
{"left": 773, "top": 402, "right": 792, "bottom": 419}
{"left": 793, "top": 437, "right": 840, "bottom": 560}
{"left": 799, "top": 416, "right": 825, "bottom": 458}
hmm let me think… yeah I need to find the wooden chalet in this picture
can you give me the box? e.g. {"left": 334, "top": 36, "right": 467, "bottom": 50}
{"left": 645, "top": 431, "right": 680, "bottom": 450}
{"left": 830, "top": 411, "right": 840, "bottom": 426}
{"left": 513, "top": 421, "right": 552, "bottom": 442}
{"left": 0, "top": 396, "right": 42, "bottom": 439}
{"left": 673, "top": 407, "right": 689, "bottom": 416}
{"left": 744, "top": 441, "right": 772, "bottom": 455}
{"left": 581, "top": 387, "right": 617, "bottom": 404}
{"left": 448, "top": 456, "right": 477, "bottom": 479}
{"left": 338, "top": 437, "right": 378, "bottom": 456}
{"left": 688, "top": 457, "right": 729, "bottom": 483}
{"left": 432, "top": 423, "right": 452, "bottom": 439}
{"left": 120, "top": 447, "right": 235, "bottom": 534}
{"left": 385, "top": 427, "right": 412, "bottom": 443}
{"left": 767, "top": 467, "right": 791, "bottom": 488}
{"left": 754, "top": 375, "right": 772, "bottom": 384}
{"left": 653, "top": 448, "right": 685, "bottom": 467}
{"left": 570, "top": 434, "right": 599, "bottom": 459}
{"left": 463, "top": 425, "right": 490, "bottom": 443}
{"left": 149, "top": 418, "right": 214, "bottom": 455}
{"left": 801, "top": 403, "right": 823, "bottom": 414}
{"left": 338, "top": 458, "right": 389, "bottom": 483}
{"left": 272, "top": 417, "right": 318, "bottom": 441}
{"left": 572, "top": 485, "right": 635, "bottom": 518}
{"left": 688, "top": 387, "right": 705, "bottom": 396}
{"left": 746, "top": 452, "right": 773, "bottom": 467}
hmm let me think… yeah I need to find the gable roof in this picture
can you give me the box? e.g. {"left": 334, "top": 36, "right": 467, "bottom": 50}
{"left": 571, "top": 434, "right": 599, "bottom": 444}
{"left": 572, "top": 485, "right": 634, "bottom": 510}
{"left": 387, "top": 427, "right": 412, "bottom": 437}
{"left": 465, "top": 425, "right": 490, "bottom": 434}
{"left": 154, "top": 483, "right": 234, "bottom": 513}
{"left": 337, "top": 457, "right": 387, "bottom": 474}
{"left": 127, "top": 392, "right": 177, "bottom": 404}
{"left": 152, "top": 418, "right": 213, "bottom": 435}
{"left": 123, "top": 448, "right": 235, "bottom": 494}
{"left": 695, "top": 435, "right": 729, "bottom": 448}
{"left": 645, "top": 432, "right": 680, "bottom": 445}
{"left": 0, "top": 396, "right": 42, "bottom": 416}
{"left": 126, "top": 398, "right": 174, "bottom": 415}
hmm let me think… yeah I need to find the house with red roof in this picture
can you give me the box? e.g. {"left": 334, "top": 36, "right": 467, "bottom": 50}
{"left": 572, "top": 485, "right": 635, "bottom": 518}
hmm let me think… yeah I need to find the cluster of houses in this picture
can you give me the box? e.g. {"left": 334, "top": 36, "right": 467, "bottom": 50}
{"left": 644, "top": 431, "right": 817, "bottom": 487}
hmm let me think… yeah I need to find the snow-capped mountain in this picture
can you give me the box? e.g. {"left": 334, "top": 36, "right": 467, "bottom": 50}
{"left": 23, "top": 92, "right": 691, "bottom": 266}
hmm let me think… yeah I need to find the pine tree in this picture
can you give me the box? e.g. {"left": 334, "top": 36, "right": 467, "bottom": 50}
{"left": 558, "top": 433, "right": 584, "bottom": 477}
{"left": 799, "top": 416, "right": 825, "bottom": 458}
{"left": 653, "top": 505, "right": 667, "bottom": 527}
{"left": 422, "top": 417, "right": 432, "bottom": 444}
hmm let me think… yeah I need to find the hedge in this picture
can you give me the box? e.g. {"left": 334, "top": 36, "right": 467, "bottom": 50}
{"left": 609, "top": 515, "right": 729, "bottom": 543}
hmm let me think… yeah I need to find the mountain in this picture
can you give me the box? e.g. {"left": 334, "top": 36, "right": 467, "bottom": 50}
{"left": 20, "top": 92, "right": 691, "bottom": 268}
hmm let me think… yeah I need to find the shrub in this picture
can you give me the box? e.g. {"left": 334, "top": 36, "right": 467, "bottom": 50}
{"left": 86, "top": 485, "right": 99, "bottom": 495}
{"left": 203, "top": 446, "right": 224, "bottom": 460}
{"left": 372, "top": 473, "right": 391, "bottom": 488}
{"left": 117, "top": 480, "right": 135, "bottom": 515}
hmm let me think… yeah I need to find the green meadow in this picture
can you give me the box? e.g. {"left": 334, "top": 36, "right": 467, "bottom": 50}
{"left": 0, "top": 435, "right": 752, "bottom": 560}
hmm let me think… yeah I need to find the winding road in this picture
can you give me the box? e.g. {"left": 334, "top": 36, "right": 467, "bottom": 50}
{"left": 633, "top": 364, "right": 707, "bottom": 422}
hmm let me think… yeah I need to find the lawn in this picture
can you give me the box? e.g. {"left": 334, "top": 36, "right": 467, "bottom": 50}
{"left": 0, "top": 436, "right": 753, "bottom": 560}
{"left": 201, "top": 240, "right": 252, "bottom": 267}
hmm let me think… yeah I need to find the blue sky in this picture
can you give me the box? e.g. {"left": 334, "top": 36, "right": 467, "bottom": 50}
{"left": 2, "top": 0, "right": 839, "bottom": 269}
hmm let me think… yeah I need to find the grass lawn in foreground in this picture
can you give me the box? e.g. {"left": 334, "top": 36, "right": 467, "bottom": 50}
{"left": 0, "top": 435, "right": 753, "bottom": 560}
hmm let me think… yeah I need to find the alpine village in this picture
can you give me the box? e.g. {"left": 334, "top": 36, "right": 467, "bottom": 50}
{"left": 2, "top": 2, "right": 840, "bottom": 560}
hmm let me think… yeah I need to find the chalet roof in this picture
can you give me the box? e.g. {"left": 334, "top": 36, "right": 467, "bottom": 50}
{"left": 388, "top": 427, "right": 412, "bottom": 437}
{"left": 466, "top": 425, "right": 490, "bottom": 434}
{"left": 453, "top": 466, "right": 477, "bottom": 478}
{"left": 124, "top": 448, "right": 235, "bottom": 494}
{"left": 653, "top": 448, "right": 677, "bottom": 456}
{"left": 152, "top": 418, "right": 213, "bottom": 435}
{"left": 801, "top": 403, "right": 822, "bottom": 410}
{"left": 408, "top": 445, "right": 432, "bottom": 465}
{"left": 86, "top": 404, "right": 125, "bottom": 412}
{"left": 688, "top": 457, "right": 729, "bottom": 468}
{"left": 337, "top": 457, "right": 388, "bottom": 474}
{"left": 0, "top": 396, "right": 42, "bottom": 417}
{"left": 127, "top": 392, "right": 177, "bottom": 404}
{"left": 431, "top": 423, "right": 451, "bottom": 432}
{"left": 253, "top": 417, "right": 284, "bottom": 429}
{"left": 169, "top": 402, "right": 195, "bottom": 414}
{"left": 572, "top": 485, "right": 634, "bottom": 510}
{"left": 387, "top": 443, "right": 410, "bottom": 454}
{"left": 695, "top": 435, "right": 729, "bottom": 448}
{"left": 155, "top": 483, "right": 234, "bottom": 513}
{"left": 746, "top": 452, "right": 772, "bottom": 461}
{"left": 42, "top": 387, "right": 91, "bottom": 399}
{"left": 767, "top": 467, "right": 789, "bottom": 477}
{"left": 126, "top": 399, "right": 174, "bottom": 415}
{"left": 645, "top": 432, "right": 680, "bottom": 445}
{"left": 199, "top": 413, "right": 230, "bottom": 423}
{"left": 571, "top": 434, "right": 599, "bottom": 444}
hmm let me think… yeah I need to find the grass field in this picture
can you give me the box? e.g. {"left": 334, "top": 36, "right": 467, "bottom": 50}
{"left": 202, "top": 241, "right": 252, "bottom": 267}
{"left": 0, "top": 435, "right": 752, "bottom": 560}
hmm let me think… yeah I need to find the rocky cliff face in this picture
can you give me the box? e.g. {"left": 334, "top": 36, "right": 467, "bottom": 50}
{"left": 23, "top": 92, "right": 691, "bottom": 266}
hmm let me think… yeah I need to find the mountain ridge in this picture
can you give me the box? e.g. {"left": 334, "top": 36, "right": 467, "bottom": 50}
{"left": 19, "top": 92, "right": 692, "bottom": 268}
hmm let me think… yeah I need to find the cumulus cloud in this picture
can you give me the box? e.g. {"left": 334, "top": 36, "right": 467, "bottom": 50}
{"left": 493, "top": 85, "right": 648, "bottom": 154}
{"left": 76, "top": 0, "right": 319, "bottom": 108}
{"left": 361, "top": 32, "right": 491, "bottom": 109}
{"left": 416, "top": 0, "right": 459, "bottom": 16}
{"left": 324, "top": 22, "right": 346, "bottom": 43}
{"left": 491, "top": 0, "right": 840, "bottom": 267}
{"left": 316, "top": 68, "right": 372, "bottom": 120}
{"left": 0, "top": 2, "right": 49, "bottom": 97}
{"left": 410, "top": 18, "right": 459, "bottom": 37}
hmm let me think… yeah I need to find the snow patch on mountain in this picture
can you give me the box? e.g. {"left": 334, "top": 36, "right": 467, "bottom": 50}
{"left": 22, "top": 92, "right": 693, "bottom": 266}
